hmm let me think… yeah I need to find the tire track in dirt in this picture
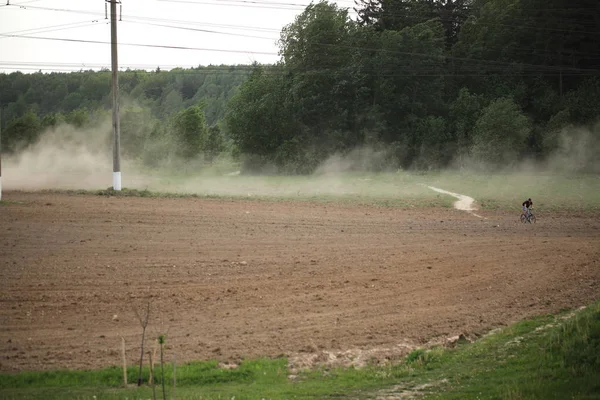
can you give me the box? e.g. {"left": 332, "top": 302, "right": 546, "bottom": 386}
{"left": 426, "top": 185, "right": 485, "bottom": 218}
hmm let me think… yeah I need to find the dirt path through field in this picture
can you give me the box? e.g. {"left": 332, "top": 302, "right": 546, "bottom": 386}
{"left": 0, "top": 192, "right": 599, "bottom": 372}
{"left": 426, "top": 185, "right": 484, "bottom": 218}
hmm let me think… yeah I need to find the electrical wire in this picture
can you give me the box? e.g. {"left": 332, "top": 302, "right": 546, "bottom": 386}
{"left": 0, "top": 33, "right": 279, "bottom": 55}
{"left": 157, "top": 0, "right": 354, "bottom": 11}
{"left": 122, "top": 20, "right": 277, "bottom": 41}
{"left": 1, "top": 66, "right": 595, "bottom": 78}
{"left": 1, "top": 2, "right": 598, "bottom": 73}
{"left": 1, "top": 3, "right": 284, "bottom": 33}
{"left": 3, "top": 3, "right": 597, "bottom": 63}
{"left": 1, "top": 61, "right": 597, "bottom": 78}
{"left": 0, "top": 0, "right": 42, "bottom": 8}
{"left": 160, "top": 0, "right": 313, "bottom": 8}
{"left": 0, "top": 20, "right": 103, "bottom": 38}
{"left": 2, "top": 30, "right": 598, "bottom": 74}
{"left": 7, "top": 2, "right": 599, "bottom": 37}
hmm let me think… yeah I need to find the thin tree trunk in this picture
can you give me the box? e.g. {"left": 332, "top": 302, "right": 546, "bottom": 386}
{"left": 137, "top": 326, "right": 146, "bottom": 386}
{"left": 121, "top": 336, "right": 127, "bottom": 386}
{"left": 172, "top": 353, "right": 177, "bottom": 400}
{"left": 160, "top": 342, "right": 166, "bottom": 400}
{"left": 149, "top": 350, "right": 157, "bottom": 400}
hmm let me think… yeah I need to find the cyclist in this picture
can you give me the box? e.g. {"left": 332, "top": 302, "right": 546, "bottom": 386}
{"left": 522, "top": 198, "right": 533, "bottom": 219}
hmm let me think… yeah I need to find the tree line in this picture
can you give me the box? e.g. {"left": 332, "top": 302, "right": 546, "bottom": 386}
{"left": 0, "top": 66, "right": 248, "bottom": 164}
{"left": 1, "top": 0, "right": 600, "bottom": 173}
{"left": 227, "top": 0, "right": 600, "bottom": 172}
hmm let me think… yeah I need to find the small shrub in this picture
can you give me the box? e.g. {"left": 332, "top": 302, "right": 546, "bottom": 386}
{"left": 406, "top": 349, "right": 426, "bottom": 364}
{"left": 551, "top": 306, "right": 600, "bottom": 375}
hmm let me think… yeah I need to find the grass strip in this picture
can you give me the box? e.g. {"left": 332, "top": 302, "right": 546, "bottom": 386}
{"left": 1, "top": 300, "right": 599, "bottom": 399}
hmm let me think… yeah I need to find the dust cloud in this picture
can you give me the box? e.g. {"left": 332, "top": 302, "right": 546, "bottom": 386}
{"left": 2, "top": 121, "right": 153, "bottom": 191}
{"left": 544, "top": 123, "right": 600, "bottom": 174}
{"left": 2, "top": 121, "right": 598, "bottom": 201}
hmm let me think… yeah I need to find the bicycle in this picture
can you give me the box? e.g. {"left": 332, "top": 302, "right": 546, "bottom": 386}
{"left": 520, "top": 208, "right": 536, "bottom": 224}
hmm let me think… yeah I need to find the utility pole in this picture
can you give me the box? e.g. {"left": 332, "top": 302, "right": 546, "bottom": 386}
{"left": 0, "top": 107, "right": 3, "bottom": 202}
{"left": 109, "top": 0, "right": 122, "bottom": 190}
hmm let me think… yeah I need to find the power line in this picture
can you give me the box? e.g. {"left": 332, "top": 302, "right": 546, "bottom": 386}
{"left": 127, "top": 18, "right": 280, "bottom": 33}
{"left": 458, "top": 16, "right": 600, "bottom": 36}
{"left": 1, "top": 61, "right": 597, "bottom": 77}
{"left": 2, "top": 3, "right": 598, "bottom": 73}
{"left": 160, "top": 0, "right": 311, "bottom": 9}
{"left": 309, "top": 42, "right": 599, "bottom": 73}
{"left": 6, "top": 2, "right": 600, "bottom": 37}
{"left": 0, "top": 33, "right": 279, "bottom": 55}
{"left": 123, "top": 20, "right": 278, "bottom": 41}
{"left": 157, "top": 0, "right": 356, "bottom": 11}
{"left": 1, "top": 3, "right": 284, "bottom": 33}
{"left": 2, "top": 66, "right": 596, "bottom": 79}
{"left": 0, "top": 0, "right": 42, "bottom": 7}
{"left": 13, "top": 2, "right": 599, "bottom": 59}
{"left": 3, "top": 31, "right": 599, "bottom": 74}
{"left": 4, "top": 3, "right": 598, "bottom": 57}
{"left": 0, "top": 4, "right": 102, "bottom": 16}
{"left": 0, "top": 20, "right": 103, "bottom": 38}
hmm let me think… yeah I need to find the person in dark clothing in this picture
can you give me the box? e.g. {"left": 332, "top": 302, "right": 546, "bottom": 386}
{"left": 522, "top": 198, "right": 533, "bottom": 217}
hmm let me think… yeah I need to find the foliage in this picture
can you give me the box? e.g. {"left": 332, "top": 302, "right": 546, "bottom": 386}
{"left": 171, "top": 105, "right": 209, "bottom": 160}
{"left": 2, "top": 0, "right": 600, "bottom": 174}
{"left": 205, "top": 125, "right": 226, "bottom": 163}
{"left": 1, "top": 302, "right": 599, "bottom": 399}
{"left": 551, "top": 306, "right": 600, "bottom": 375}
{"left": 2, "top": 111, "right": 42, "bottom": 151}
{"left": 470, "top": 97, "right": 531, "bottom": 167}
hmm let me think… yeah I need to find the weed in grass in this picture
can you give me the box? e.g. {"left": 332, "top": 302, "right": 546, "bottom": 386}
{"left": 132, "top": 301, "right": 151, "bottom": 387}
{"left": 406, "top": 349, "right": 426, "bottom": 364}
{"left": 0, "top": 200, "right": 24, "bottom": 206}
{"left": 158, "top": 334, "right": 167, "bottom": 400}
{"left": 550, "top": 304, "right": 600, "bottom": 375}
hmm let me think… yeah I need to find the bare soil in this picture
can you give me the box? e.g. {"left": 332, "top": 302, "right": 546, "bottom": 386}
{"left": 0, "top": 192, "right": 599, "bottom": 372}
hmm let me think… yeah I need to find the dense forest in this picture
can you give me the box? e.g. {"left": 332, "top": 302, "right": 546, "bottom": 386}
{"left": 1, "top": 0, "right": 600, "bottom": 173}
{"left": 0, "top": 66, "right": 249, "bottom": 165}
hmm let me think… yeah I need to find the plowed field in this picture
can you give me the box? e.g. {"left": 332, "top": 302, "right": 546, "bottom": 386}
{"left": 1, "top": 192, "right": 599, "bottom": 372}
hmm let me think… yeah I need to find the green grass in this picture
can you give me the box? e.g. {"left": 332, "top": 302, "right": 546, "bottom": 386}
{"left": 2, "top": 301, "right": 599, "bottom": 399}
{"left": 26, "top": 170, "right": 599, "bottom": 212}
{"left": 0, "top": 199, "right": 25, "bottom": 206}
{"left": 419, "top": 171, "right": 600, "bottom": 212}
{"left": 421, "top": 301, "right": 600, "bottom": 399}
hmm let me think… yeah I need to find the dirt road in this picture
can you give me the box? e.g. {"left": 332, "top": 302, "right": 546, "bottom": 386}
{"left": 1, "top": 192, "right": 599, "bottom": 372}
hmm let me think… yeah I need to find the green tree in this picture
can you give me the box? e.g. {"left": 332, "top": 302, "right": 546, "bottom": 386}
{"left": 120, "top": 106, "right": 158, "bottom": 158}
{"left": 542, "top": 109, "right": 571, "bottom": 156}
{"left": 280, "top": 1, "right": 359, "bottom": 156}
{"left": 172, "top": 105, "right": 208, "bottom": 159}
{"left": 355, "top": 0, "right": 471, "bottom": 47}
{"left": 449, "top": 88, "right": 485, "bottom": 158}
{"left": 64, "top": 108, "right": 90, "bottom": 128}
{"left": 414, "top": 116, "right": 450, "bottom": 169}
{"left": 565, "top": 77, "right": 600, "bottom": 125}
{"left": 140, "top": 120, "right": 171, "bottom": 167}
{"left": 160, "top": 88, "right": 184, "bottom": 119}
{"left": 226, "top": 65, "right": 296, "bottom": 171}
{"left": 471, "top": 97, "right": 530, "bottom": 167}
{"left": 41, "top": 112, "right": 66, "bottom": 129}
{"left": 3, "top": 111, "right": 42, "bottom": 151}
{"left": 370, "top": 21, "right": 447, "bottom": 166}
{"left": 204, "top": 125, "right": 226, "bottom": 164}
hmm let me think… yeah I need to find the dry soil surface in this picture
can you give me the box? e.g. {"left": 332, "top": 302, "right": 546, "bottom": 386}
{"left": 1, "top": 192, "right": 599, "bottom": 372}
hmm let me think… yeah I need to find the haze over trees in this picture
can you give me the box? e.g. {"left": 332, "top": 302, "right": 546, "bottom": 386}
{"left": 0, "top": 66, "right": 248, "bottom": 162}
{"left": 1, "top": 0, "right": 599, "bottom": 173}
